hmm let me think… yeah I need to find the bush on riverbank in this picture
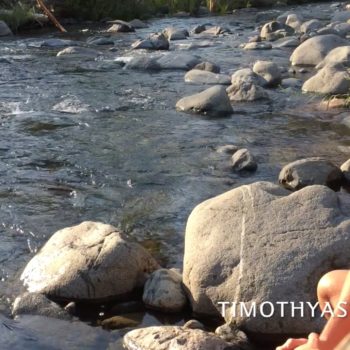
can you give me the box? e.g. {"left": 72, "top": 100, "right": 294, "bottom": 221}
{"left": 0, "top": 2, "right": 36, "bottom": 31}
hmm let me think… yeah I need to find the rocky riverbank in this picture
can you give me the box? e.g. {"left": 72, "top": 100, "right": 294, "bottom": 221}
{"left": 1, "top": 1, "right": 350, "bottom": 349}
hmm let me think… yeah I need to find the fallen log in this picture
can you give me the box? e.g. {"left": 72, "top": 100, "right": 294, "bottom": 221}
{"left": 36, "top": 0, "right": 66, "bottom": 32}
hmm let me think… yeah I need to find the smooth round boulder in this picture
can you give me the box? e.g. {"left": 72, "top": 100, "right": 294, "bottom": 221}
{"left": 184, "top": 69, "right": 230, "bottom": 85}
{"left": 227, "top": 82, "right": 269, "bottom": 102}
{"left": 302, "top": 64, "right": 350, "bottom": 95}
{"left": 300, "top": 19, "right": 323, "bottom": 34}
{"left": 253, "top": 60, "right": 282, "bottom": 87}
{"left": 20, "top": 221, "right": 159, "bottom": 301}
{"left": 176, "top": 85, "right": 233, "bottom": 117}
{"left": 142, "top": 269, "right": 187, "bottom": 312}
{"left": 124, "top": 326, "right": 235, "bottom": 350}
{"left": 285, "top": 13, "right": 303, "bottom": 31}
{"left": 279, "top": 158, "right": 344, "bottom": 191}
{"left": 316, "top": 46, "right": 350, "bottom": 69}
{"left": 183, "top": 181, "right": 350, "bottom": 334}
{"left": 290, "top": 34, "right": 348, "bottom": 66}
{"left": 157, "top": 53, "right": 201, "bottom": 70}
{"left": 231, "top": 68, "right": 267, "bottom": 87}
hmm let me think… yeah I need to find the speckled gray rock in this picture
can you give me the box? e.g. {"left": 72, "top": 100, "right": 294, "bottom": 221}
{"left": 12, "top": 293, "right": 71, "bottom": 320}
{"left": 185, "top": 70, "right": 230, "bottom": 85}
{"left": 123, "top": 326, "right": 236, "bottom": 350}
{"left": 341, "top": 159, "right": 350, "bottom": 182}
{"left": 279, "top": 158, "right": 344, "bottom": 190}
{"left": 176, "top": 85, "right": 233, "bottom": 117}
{"left": 253, "top": 60, "right": 282, "bottom": 87}
{"left": 163, "top": 27, "right": 189, "bottom": 41}
{"left": 20, "top": 221, "right": 159, "bottom": 301}
{"left": 232, "top": 148, "right": 257, "bottom": 171}
{"left": 183, "top": 181, "right": 350, "bottom": 334}
{"left": 231, "top": 68, "right": 267, "bottom": 87}
{"left": 290, "top": 34, "right": 348, "bottom": 66}
{"left": 0, "top": 21, "right": 12, "bottom": 36}
{"left": 227, "top": 82, "right": 269, "bottom": 101}
{"left": 316, "top": 46, "right": 350, "bottom": 69}
{"left": 143, "top": 269, "right": 187, "bottom": 312}
{"left": 194, "top": 61, "right": 220, "bottom": 73}
{"left": 302, "top": 64, "right": 350, "bottom": 95}
{"left": 132, "top": 33, "right": 169, "bottom": 50}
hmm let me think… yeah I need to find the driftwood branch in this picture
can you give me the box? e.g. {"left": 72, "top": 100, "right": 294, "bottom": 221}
{"left": 36, "top": 0, "right": 66, "bottom": 33}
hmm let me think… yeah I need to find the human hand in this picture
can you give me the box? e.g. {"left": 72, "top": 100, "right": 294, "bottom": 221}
{"left": 276, "top": 337, "right": 308, "bottom": 350}
{"left": 294, "top": 333, "right": 320, "bottom": 350}
{"left": 276, "top": 333, "right": 320, "bottom": 350}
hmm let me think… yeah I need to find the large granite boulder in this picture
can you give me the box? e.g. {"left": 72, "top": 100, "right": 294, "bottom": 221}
{"left": 302, "top": 64, "right": 350, "bottom": 95}
{"left": 183, "top": 181, "right": 350, "bottom": 334}
{"left": 290, "top": 34, "right": 348, "bottom": 66}
{"left": 176, "top": 85, "right": 233, "bottom": 117}
{"left": 278, "top": 158, "right": 344, "bottom": 191}
{"left": 124, "top": 326, "right": 236, "bottom": 350}
{"left": 316, "top": 46, "right": 350, "bottom": 69}
{"left": 20, "top": 221, "right": 159, "bottom": 301}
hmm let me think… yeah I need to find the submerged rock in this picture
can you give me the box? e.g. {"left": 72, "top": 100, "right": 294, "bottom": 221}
{"left": 143, "top": 268, "right": 187, "bottom": 312}
{"left": 41, "top": 39, "right": 78, "bottom": 48}
{"left": 20, "top": 221, "right": 159, "bottom": 301}
{"left": 278, "top": 158, "right": 344, "bottom": 191}
{"left": 290, "top": 34, "right": 348, "bottom": 66}
{"left": 183, "top": 181, "right": 350, "bottom": 334}
{"left": 185, "top": 69, "right": 231, "bottom": 85}
{"left": 302, "top": 64, "right": 350, "bottom": 95}
{"left": 231, "top": 148, "right": 257, "bottom": 172}
{"left": 12, "top": 292, "right": 71, "bottom": 320}
{"left": 124, "top": 326, "right": 235, "bottom": 350}
{"left": 176, "top": 85, "right": 233, "bottom": 117}
{"left": 56, "top": 47, "right": 101, "bottom": 58}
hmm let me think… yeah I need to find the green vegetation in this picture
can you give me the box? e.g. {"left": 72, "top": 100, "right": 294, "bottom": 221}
{"left": 0, "top": 2, "right": 37, "bottom": 31}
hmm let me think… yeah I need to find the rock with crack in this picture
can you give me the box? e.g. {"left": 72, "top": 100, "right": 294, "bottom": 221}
{"left": 183, "top": 181, "right": 350, "bottom": 334}
{"left": 123, "top": 326, "right": 237, "bottom": 350}
{"left": 176, "top": 85, "right": 233, "bottom": 117}
{"left": 20, "top": 221, "right": 159, "bottom": 301}
{"left": 279, "top": 158, "right": 344, "bottom": 191}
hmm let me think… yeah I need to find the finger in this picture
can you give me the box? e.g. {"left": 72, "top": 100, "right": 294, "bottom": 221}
{"left": 276, "top": 338, "right": 308, "bottom": 350}
{"left": 307, "top": 333, "right": 320, "bottom": 347}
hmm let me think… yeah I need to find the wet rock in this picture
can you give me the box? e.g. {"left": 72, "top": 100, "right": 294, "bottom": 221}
{"left": 41, "top": 39, "right": 78, "bottom": 48}
{"left": 231, "top": 68, "right": 267, "bottom": 87}
{"left": 132, "top": 33, "right": 169, "bottom": 50}
{"left": 87, "top": 36, "right": 114, "bottom": 46}
{"left": 100, "top": 316, "right": 139, "bottom": 330}
{"left": 183, "top": 181, "right": 350, "bottom": 334}
{"left": 176, "top": 85, "right": 233, "bottom": 117}
{"left": 194, "top": 61, "right": 220, "bottom": 73}
{"left": 123, "top": 326, "right": 235, "bottom": 350}
{"left": 232, "top": 148, "right": 257, "bottom": 172}
{"left": 243, "top": 42, "right": 272, "bottom": 50}
{"left": 157, "top": 53, "right": 201, "bottom": 70}
{"left": 56, "top": 47, "right": 101, "bottom": 58}
{"left": 248, "top": 35, "right": 261, "bottom": 43}
{"left": 64, "top": 301, "right": 76, "bottom": 315}
{"left": 143, "top": 268, "right": 187, "bottom": 312}
{"left": 163, "top": 27, "right": 189, "bottom": 41}
{"left": 12, "top": 292, "right": 71, "bottom": 320}
{"left": 332, "top": 11, "right": 350, "bottom": 23}
{"left": 107, "top": 22, "right": 135, "bottom": 33}
{"left": 201, "top": 26, "right": 228, "bottom": 36}
{"left": 20, "top": 221, "right": 159, "bottom": 301}
{"left": 52, "top": 97, "right": 89, "bottom": 114}
{"left": 215, "top": 324, "right": 250, "bottom": 347}
{"left": 227, "top": 82, "right": 269, "bottom": 102}
{"left": 281, "top": 78, "right": 302, "bottom": 88}
{"left": 300, "top": 19, "right": 323, "bottom": 34}
{"left": 128, "top": 19, "right": 148, "bottom": 29}
{"left": 253, "top": 60, "right": 282, "bottom": 87}
{"left": 316, "top": 27, "right": 339, "bottom": 36}
{"left": 191, "top": 24, "right": 206, "bottom": 34}
{"left": 279, "top": 158, "right": 344, "bottom": 191}
{"left": 316, "top": 46, "right": 350, "bottom": 69}
{"left": 277, "top": 11, "right": 304, "bottom": 24}
{"left": 125, "top": 56, "right": 161, "bottom": 70}
{"left": 290, "top": 34, "right": 348, "bottom": 66}
{"left": 302, "top": 64, "right": 350, "bottom": 95}
{"left": 341, "top": 159, "right": 350, "bottom": 182}
{"left": 273, "top": 37, "right": 299, "bottom": 48}
{"left": 184, "top": 320, "right": 205, "bottom": 330}
{"left": 216, "top": 145, "right": 239, "bottom": 155}
{"left": 260, "top": 21, "right": 294, "bottom": 40}
{"left": 185, "top": 69, "right": 231, "bottom": 85}
{"left": 331, "top": 22, "right": 350, "bottom": 37}
{"left": 0, "top": 21, "right": 12, "bottom": 36}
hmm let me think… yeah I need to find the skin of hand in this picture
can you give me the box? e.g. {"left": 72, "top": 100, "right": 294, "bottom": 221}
{"left": 276, "top": 334, "right": 319, "bottom": 350}
{"left": 276, "top": 338, "right": 308, "bottom": 350}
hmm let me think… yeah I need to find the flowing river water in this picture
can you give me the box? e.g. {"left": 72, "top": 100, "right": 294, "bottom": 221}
{"left": 0, "top": 2, "right": 349, "bottom": 348}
